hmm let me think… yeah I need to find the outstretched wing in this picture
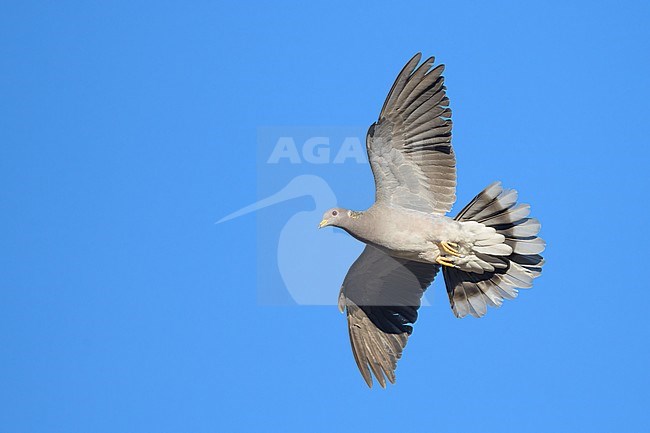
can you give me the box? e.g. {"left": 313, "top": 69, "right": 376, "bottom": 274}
{"left": 367, "top": 53, "right": 456, "bottom": 215}
{"left": 338, "top": 245, "right": 439, "bottom": 388}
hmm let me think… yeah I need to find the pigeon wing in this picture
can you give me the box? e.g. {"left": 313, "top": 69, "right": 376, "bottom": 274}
{"left": 338, "top": 245, "right": 439, "bottom": 388}
{"left": 367, "top": 53, "right": 456, "bottom": 215}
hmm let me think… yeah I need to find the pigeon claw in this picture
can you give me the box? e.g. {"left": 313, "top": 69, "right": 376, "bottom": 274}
{"left": 441, "top": 241, "right": 461, "bottom": 257}
{"left": 435, "top": 256, "right": 457, "bottom": 268}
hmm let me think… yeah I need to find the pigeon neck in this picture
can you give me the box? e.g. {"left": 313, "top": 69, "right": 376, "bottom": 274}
{"left": 341, "top": 211, "right": 373, "bottom": 243}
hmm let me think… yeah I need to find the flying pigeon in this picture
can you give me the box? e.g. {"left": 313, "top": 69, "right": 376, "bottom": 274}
{"left": 318, "top": 53, "right": 545, "bottom": 388}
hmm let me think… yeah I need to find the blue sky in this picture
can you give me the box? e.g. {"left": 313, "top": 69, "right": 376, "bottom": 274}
{"left": 2, "top": 1, "right": 650, "bottom": 432}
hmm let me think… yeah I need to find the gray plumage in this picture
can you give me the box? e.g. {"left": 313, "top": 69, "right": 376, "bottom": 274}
{"left": 319, "top": 53, "right": 545, "bottom": 388}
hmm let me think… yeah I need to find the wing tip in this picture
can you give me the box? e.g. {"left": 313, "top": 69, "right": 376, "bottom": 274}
{"left": 410, "top": 52, "right": 423, "bottom": 63}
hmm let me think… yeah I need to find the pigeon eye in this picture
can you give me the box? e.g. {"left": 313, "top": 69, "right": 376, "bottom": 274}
{"left": 332, "top": 210, "right": 338, "bottom": 216}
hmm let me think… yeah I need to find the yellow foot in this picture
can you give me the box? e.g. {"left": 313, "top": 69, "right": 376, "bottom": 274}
{"left": 441, "top": 241, "right": 461, "bottom": 257}
{"left": 435, "top": 256, "right": 457, "bottom": 268}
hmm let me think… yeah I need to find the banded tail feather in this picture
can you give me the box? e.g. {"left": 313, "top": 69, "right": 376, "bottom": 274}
{"left": 442, "top": 182, "right": 545, "bottom": 318}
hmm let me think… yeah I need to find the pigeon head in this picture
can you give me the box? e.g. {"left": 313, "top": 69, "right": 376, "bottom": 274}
{"left": 318, "top": 207, "right": 350, "bottom": 229}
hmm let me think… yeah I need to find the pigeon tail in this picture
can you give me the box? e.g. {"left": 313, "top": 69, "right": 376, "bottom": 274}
{"left": 441, "top": 182, "right": 545, "bottom": 318}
